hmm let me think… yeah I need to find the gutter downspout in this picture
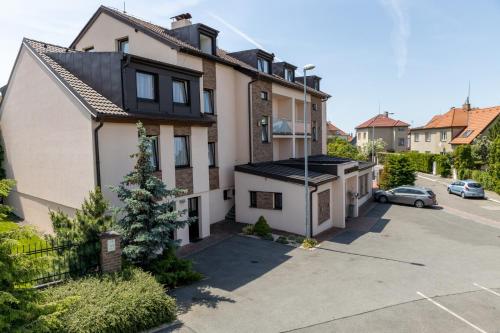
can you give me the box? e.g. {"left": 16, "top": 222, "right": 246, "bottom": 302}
{"left": 309, "top": 184, "right": 318, "bottom": 238}
{"left": 94, "top": 122, "right": 104, "bottom": 188}
{"left": 247, "top": 78, "right": 258, "bottom": 164}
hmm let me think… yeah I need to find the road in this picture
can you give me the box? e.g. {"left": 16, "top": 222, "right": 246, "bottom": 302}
{"left": 167, "top": 183, "right": 500, "bottom": 333}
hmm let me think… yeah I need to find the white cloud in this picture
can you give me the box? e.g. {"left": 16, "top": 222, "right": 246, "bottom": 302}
{"left": 381, "top": 0, "right": 410, "bottom": 78}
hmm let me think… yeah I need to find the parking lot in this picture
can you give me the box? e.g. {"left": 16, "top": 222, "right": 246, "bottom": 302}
{"left": 168, "top": 181, "right": 500, "bottom": 333}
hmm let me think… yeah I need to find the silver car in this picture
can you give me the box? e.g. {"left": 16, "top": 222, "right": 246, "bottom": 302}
{"left": 374, "top": 186, "right": 437, "bottom": 208}
{"left": 447, "top": 180, "right": 485, "bottom": 199}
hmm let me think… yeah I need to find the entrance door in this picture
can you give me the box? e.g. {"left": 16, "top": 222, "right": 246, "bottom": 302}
{"left": 188, "top": 197, "right": 200, "bottom": 242}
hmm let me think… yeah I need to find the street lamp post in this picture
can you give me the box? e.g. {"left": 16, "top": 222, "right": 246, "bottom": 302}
{"left": 303, "top": 64, "right": 315, "bottom": 238}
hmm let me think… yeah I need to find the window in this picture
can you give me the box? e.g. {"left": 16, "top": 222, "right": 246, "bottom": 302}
{"left": 261, "top": 117, "right": 270, "bottom": 143}
{"left": 363, "top": 132, "right": 367, "bottom": 139}
{"left": 440, "top": 130, "right": 447, "bottom": 141}
{"left": 313, "top": 80, "right": 320, "bottom": 90}
{"left": 398, "top": 127, "right": 406, "bottom": 132}
{"left": 203, "top": 89, "right": 214, "bottom": 114}
{"left": 357, "top": 132, "right": 360, "bottom": 139}
{"left": 200, "top": 33, "right": 213, "bottom": 54}
{"left": 173, "top": 79, "right": 189, "bottom": 104}
{"left": 147, "top": 136, "right": 160, "bottom": 171}
{"left": 425, "top": 132, "right": 431, "bottom": 142}
{"left": 223, "top": 189, "right": 232, "bottom": 200}
{"left": 257, "top": 58, "right": 269, "bottom": 73}
{"left": 274, "top": 193, "right": 282, "bottom": 210}
{"left": 414, "top": 133, "right": 420, "bottom": 142}
{"left": 312, "top": 121, "right": 318, "bottom": 141}
{"left": 284, "top": 68, "right": 294, "bottom": 82}
{"left": 208, "top": 142, "right": 216, "bottom": 167}
{"left": 117, "top": 38, "right": 129, "bottom": 53}
{"left": 250, "top": 191, "right": 257, "bottom": 208}
{"left": 358, "top": 174, "right": 369, "bottom": 197}
{"left": 260, "top": 91, "right": 268, "bottom": 100}
{"left": 83, "top": 46, "right": 94, "bottom": 52}
{"left": 136, "top": 72, "right": 156, "bottom": 100}
{"left": 174, "top": 136, "right": 189, "bottom": 167}
{"left": 312, "top": 103, "right": 318, "bottom": 111}
{"left": 398, "top": 138, "right": 405, "bottom": 146}
{"left": 461, "top": 129, "right": 474, "bottom": 138}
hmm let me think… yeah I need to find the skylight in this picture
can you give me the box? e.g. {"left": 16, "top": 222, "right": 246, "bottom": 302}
{"left": 461, "top": 130, "right": 474, "bottom": 138}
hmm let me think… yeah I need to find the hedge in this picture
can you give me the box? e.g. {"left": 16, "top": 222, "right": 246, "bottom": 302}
{"left": 467, "top": 169, "right": 500, "bottom": 194}
{"left": 404, "top": 151, "right": 436, "bottom": 173}
{"left": 40, "top": 268, "right": 176, "bottom": 333}
{"left": 435, "top": 154, "right": 452, "bottom": 178}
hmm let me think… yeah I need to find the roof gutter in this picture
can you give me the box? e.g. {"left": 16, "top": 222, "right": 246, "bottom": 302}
{"left": 309, "top": 184, "right": 318, "bottom": 238}
{"left": 94, "top": 122, "right": 104, "bottom": 188}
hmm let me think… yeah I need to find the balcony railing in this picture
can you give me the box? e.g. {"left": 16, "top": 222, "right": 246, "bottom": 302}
{"left": 272, "top": 118, "right": 311, "bottom": 135}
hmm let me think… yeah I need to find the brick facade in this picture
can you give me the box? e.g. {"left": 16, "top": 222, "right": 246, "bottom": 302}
{"left": 144, "top": 124, "right": 160, "bottom": 136}
{"left": 203, "top": 59, "right": 219, "bottom": 190}
{"left": 256, "top": 191, "right": 274, "bottom": 210}
{"left": 176, "top": 167, "right": 193, "bottom": 195}
{"left": 99, "top": 231, "right": 122, "bottom": 273}
{"left": 174, "top": 125, "right": 191, "bottom": 137}
{"left": 252, "top": 80, "right": 273, "bottom": 162}
{"left": 209, "top": 167, "right": 219, "bottom": 190}
{"left": 311, "top": 96, "right": 323, "bottom": 155}
{"left": 317, "top": 189, "right": 330, "bottom": 224}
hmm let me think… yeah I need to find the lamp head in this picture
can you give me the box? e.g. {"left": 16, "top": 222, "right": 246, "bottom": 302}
{"left": 303, "top": 64, "right": 315, "bottom": 71}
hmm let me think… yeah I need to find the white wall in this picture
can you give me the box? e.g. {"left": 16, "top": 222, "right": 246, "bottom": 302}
{"left": 0, "top": 46, "right": 95, "bottom": 233}
{"left": 357, "top": 168, "right": 373, "bottom": 207}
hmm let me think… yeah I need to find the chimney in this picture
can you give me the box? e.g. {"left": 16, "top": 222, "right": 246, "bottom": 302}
{"left": 171, "top": 13, "right": 192, "bottom": 29}
{"left": 384, "top": 111, "right": 389, "bottom": 117}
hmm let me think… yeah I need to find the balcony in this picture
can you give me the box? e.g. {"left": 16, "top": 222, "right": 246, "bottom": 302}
{"left": 273, "top": 118, "right": 311, "bottom": 135}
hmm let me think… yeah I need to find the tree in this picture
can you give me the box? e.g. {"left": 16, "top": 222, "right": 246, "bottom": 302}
{"left": 49, "top": 187, "right": 113, "bottom": 245}
{"left": 0, "top": 179, "right": 16, "bottom": 219}
{"left": 487, "top": 118, "right": 500, "bottom": 140}
{"left": 327, "top": 137, "right": 363, "bottom": 160}
{"left": 453, "top": 145, "right": 475, "bottom": 170}
{"left": 359, "top": 138, "right": 386, "bottom": 161}
{"left": 471, "top": 136, "right": 491, "bottom": 163}
{"left": 112, "top": 122, "right": 192, "bottom": 267}
{"left": 379, "top": 154, "right": 416, "bottom": 189}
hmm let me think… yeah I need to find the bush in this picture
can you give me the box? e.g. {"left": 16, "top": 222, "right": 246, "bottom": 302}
{"left": 301, "top": 238, "right": 318, "bottom": 249}
{"left": 379, "top": 154, "right": 416, "bottom": 189}
{"left": 40, "top": 268, "right": 176, "bottom": 333}
{"left": 276, "top": 236, "right": 289, "bottom": 244}
{"left": 149, "top": 247, "right": 202, "bottom": 288}
{"left": 327, "top": 137, "right": 364, "bottom": 160}
{"left": 435, "top": 154, "right": 452, "bottom": 178}
{"left": 471, "top": 169, "right": 500, "bottom": 194}
{"left": 405, "top": 151, "right": 435, "bottom": 173}
{"left": 254, "top": 216, "right": 271, "bottom": 237}
{"left": 454, "top": 145, "right": 475, "bottom": 170}
{"left": 261, "top": 233, "right": 274, "bottom": 241}
{"left": 242, "top": 224, "right": 254, "bottom": 235}
{"left": 457, "top": 168, "right": 472, "bottom": 180}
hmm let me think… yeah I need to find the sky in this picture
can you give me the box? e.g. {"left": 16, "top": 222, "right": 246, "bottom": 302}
{"left": 1, "top": 0, "right": 500, "bottom": 133}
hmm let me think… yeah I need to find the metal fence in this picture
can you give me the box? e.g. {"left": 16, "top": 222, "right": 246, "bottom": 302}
{"left": 13, "top": 238, "right": 100, "bottom": 286}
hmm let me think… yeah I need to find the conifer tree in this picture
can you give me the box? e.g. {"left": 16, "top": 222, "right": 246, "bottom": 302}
{"left": 112, "top": 122, "right": 191, "bottom": 267}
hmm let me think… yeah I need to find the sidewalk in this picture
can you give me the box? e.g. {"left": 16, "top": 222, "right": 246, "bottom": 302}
{"left": 416, "top": 172, "right": 500, "bottom": 203}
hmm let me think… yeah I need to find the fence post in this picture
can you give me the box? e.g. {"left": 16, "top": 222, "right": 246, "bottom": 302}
{"left": 99, "top": 231, "right": 122, "bottom": 273}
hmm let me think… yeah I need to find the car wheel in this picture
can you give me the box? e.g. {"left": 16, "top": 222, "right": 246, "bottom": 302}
{"left": 447, "top": 188, "right": 451, "bottom": 194}
{"left": 461, "top": 192, "right": 466, "bottom": 199}
{"left": 379, "top": 196, "right": 388, "bottom": 203}
{"left": 414, "top": 200, "right": 425, "bottom": 208}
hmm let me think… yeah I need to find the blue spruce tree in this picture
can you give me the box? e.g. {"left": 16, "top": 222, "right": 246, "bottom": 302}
{"left": 112, "top": 122, "right": 192, "bottom": 267}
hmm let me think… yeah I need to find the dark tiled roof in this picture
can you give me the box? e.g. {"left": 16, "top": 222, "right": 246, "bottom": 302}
{"left": 235, "top": 162, "right": 337, "bottom": 186}
{"left": 24, "top": 38, "right": 127, "bottom": 117}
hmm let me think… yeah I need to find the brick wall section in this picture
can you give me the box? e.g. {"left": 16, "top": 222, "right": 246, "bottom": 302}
{"left": 317, "top": 189, "right": 330, "bottom": 224}
{"left": 174, "top": 126, "right": 191, "bottom": 136}
{"left": 176, "top": 167, "right": 193, "bottom": 195}
{"left": 311, "top": 96, "right": 323, "bottom": 155}
{"left": 203, "top": 59, "right": 216, "bottom": 90}
{"left": 209, "top": 167, "right": 219, "bottom": 190}
{"left": 99, "top": 231, "right": 122, "bottom": 273}
{"left": 252, "top": 80, "right": 273, "bottom": 162}
{"left": 256, "top": 191, "right": 274, "bottom": 209}
{"left": 145, "top": 124, "right": 160, "bottom": 136}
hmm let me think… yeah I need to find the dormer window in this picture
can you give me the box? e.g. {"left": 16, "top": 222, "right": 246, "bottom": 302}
{"left": 313, "top": 79, "right": 320, "bottom": 90}
{"left": 284, "top": 68, "right": 294, "bottom": 82}
{"left": 257, "top": 58, "right": 270, "bottom": 73}
{"left": 117, "top": 37, "right": 129, "bottom": 53}
{"left": 200, "top": 33, "right": 213, "bottom": 54}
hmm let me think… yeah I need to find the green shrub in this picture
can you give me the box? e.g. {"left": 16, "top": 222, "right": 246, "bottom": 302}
{"left": 254, "top": 216, "right": 271, "bottom": 237}
{"left": 301, "top": 238, "right": 318, "bottom": 249}
{"left": 276, "top": 236, "right": 289, "bottom": 244}
{"left": 40, "top": 268, "right": 176, "bottom": 333}
{"left": 287, "top": 235, "right": 305, "bottom": 244}
{"left": 242, "top": 224, "right": 254, "bottom": 235}
{"left": 261, "top": 233, "right": 274, "bottom": 241}
{"left": 454, "top": 145, "right": 475, "bottom": 170}
{"left": 458, "top": 168, "right": 472, "bottom": 180}
{"left": 149, "top": 248, "right": 202, "bottom": 288}
{"left": 470, "top": 169, "right": 500, "bottom": 194}
{"left": 379, "top": 154, "right": 416, "bottom": 189}
{"left": 435, "top": 154, "right": 452, "bottom": 178}
{"left": 405, "top": 151, "right": 435, "bottom": 173}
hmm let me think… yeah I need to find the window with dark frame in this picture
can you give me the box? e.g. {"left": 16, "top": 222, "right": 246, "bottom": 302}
{"left": 274, "top": 193, "right": 282, "bottom": 210}
{"left": 117, "top": 38, "right": 129, "bottom": 53}
{"left": 284, "top": 68, "right": 294, "bottom": 82}
{"left": 398, "top": 138, "right": 405, "bottom": 146}
{"left": 173, "top": 79, "right": 189, "bottom": 104}
{"left": 261, "top": 117, "right": 270, "bottom": 143}
{"left": 174, "top": 136, "right": 190, "bottom": 167}
{"left": 312, "top": 121, "right": 318, "bottom": 141}
{"left": 249, "top": 191, "right": 257, "bottom": 208}
{"left": 200, "top": 33, "right": 213, "bottom": 54}
{"left": 260, "top": 91, "right": 268, "bottom": 100}
{"left": 223, "top": 189, "right": 232, "bottom": 200}
{"left": 136, "top": 71, "right": 156, "bottom": 101}
{"left": 147, "top": 136, "right": 160, "bottom": 171}
{"left": 203, "top": 89, "right": 214, "bottom": 114}
{"left": 312, "top": 103, "right": 318, "bottom": 111}
{"left": 313, "top": 80, "right": 320, "bottom": 90}
{"left": 257, "top": 58, "right": 269, "bottom": 73}
{"left": 208, "top": 142, "right": 216, "bottom": 167}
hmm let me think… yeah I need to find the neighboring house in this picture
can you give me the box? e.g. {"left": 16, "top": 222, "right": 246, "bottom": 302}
{"left": 0, "top": 6, "right": 372, "bottom": 243}
{"left": 327, "top": 121, "right": 352, "bottom": 142}
{"left": 355, "top": 112, "right": 410, "bottom": 152}
{"left": 410, "top": 100, "right": 499, "bottom": 154}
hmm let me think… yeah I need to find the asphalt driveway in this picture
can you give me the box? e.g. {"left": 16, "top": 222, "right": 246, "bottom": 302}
{"left": 168, "top": 200, "right": 500, "bottom": 333}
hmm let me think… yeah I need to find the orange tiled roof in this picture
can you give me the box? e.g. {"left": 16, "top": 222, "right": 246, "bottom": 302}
{"left": 355, "top": 114, "right": 409, "bottom": 129}
{"left": 422, "top": 107, "right": 468, "bottom": 129}
{"left": 327, "top": 122, "right": 349, "bottom": 136}
{"left": 450, "top": 107, "right": 500, "bottom": 144}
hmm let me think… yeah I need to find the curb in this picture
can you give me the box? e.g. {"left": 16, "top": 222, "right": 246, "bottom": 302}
{"left": 142, "top": 320, "right": 182, "bottom": 333}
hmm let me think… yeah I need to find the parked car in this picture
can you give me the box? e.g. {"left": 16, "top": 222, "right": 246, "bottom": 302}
{"left": 447, "top": 180, "right": 485, "bottom": 199}
{"left": 374, "top": 186, "right": 437, "bottom": 208}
